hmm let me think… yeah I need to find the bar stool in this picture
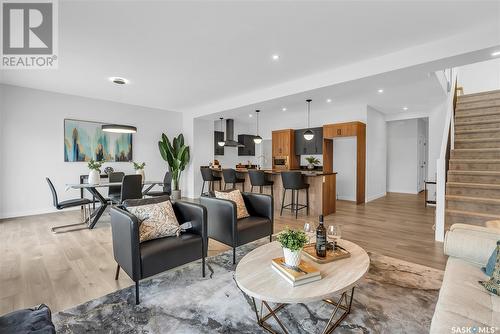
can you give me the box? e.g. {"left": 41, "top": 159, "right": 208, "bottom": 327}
{"left": 222, "top": 168, "right": 245, "bottom": 191}
{"left": 200, "top": 167, "right": 222, "bottom": 195}
{"left": 280, "top": 171, "right": 309, "bottom": 219}
{"left": 248, "top": 170, "right": 274, "bottom": 197}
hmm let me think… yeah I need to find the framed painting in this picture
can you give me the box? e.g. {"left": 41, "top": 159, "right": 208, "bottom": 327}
{"left": 64, "top": 119, "right": 133, "bottom": 162}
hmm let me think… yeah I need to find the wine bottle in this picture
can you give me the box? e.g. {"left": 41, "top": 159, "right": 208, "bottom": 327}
{"left": 316, "top": 215, "right": 327, "bottom": 257}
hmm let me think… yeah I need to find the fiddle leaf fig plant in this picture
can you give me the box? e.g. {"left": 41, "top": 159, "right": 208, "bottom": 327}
{"left": 158, "top": 133, "right": 190, "bottom": 191}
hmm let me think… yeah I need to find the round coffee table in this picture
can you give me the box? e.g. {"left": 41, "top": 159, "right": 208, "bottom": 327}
{"left": 235, "top": 240, "right": 370, "bottom": 334}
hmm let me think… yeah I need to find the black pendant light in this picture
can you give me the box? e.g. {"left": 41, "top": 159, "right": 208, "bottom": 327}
{"left": 217, "top": 117, "right": 225, "bottom": 147}
{"left": 303, "top": 99, "right": 314, "bottom": 140}
{"left": 253, "top": 110, "right": 263, "bottom": 144}
{"left": 102, "top": 124, "right": 137, "bottom": 133}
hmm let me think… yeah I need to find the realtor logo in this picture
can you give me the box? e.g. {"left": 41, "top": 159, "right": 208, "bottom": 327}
{"left": 1, "top": 0, "right": 58, "bottom": 69}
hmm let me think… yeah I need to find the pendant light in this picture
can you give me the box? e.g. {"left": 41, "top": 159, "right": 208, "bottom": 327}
{"left": 217, "top": 117, "right": 225, "bottom": 147}
{"left": 102, "top": 124, "right": 137, "bottom": 133}
{"left": 253, "top": 110, "right": 263, "bottom": 144}
{"left": 303, "top": 99, "right": 314, "bottom": 141}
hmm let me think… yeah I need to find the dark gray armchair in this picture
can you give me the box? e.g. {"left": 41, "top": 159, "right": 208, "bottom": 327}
{"left": 200, "top": 192, "right": 273, "bottom": 264}
{"left": 110, "top": 196, "right": 207, "bottom": 305}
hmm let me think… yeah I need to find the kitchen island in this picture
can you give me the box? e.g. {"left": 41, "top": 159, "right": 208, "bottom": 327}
{"left": 210, "top": 167, "right": 337, "bottom": 217}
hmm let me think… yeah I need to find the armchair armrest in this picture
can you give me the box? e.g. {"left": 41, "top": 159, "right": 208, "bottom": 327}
{"left": 173, "top": 201, "right": 208, "bottom": 255}
{"left": 110, "top": 206, "right": 142, "bottom": 281}
{"left": 200, "top": 195, "right": 237, "bottom": 246}
{"left": 444, "top": 223, "right": 500, "bottom": 266}
{"left": 242, "top": 192, "right": 273, "bottom": 222}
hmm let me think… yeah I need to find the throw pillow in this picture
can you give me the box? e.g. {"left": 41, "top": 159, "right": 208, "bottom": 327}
{"left": 214, "top": 189, "right": 250, "bottom": 219}
{"left": 482, "top": 243, "right": 499, "bottom": 276}
{"left": 479, "top": 241, "right": 500, "bottom": 296}
{"left": 127, "top": 200, "right": 181, "bottom": 242}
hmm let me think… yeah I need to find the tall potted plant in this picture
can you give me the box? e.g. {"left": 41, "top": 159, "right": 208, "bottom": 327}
{"left": 158, "top": 133, "right": 190, "bottom": 200}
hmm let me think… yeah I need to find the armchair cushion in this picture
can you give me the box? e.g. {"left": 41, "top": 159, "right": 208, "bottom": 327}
{"left": 140, "top": 232, "right": 203, "bottom": 277}
{"left": 237, "top": 216, "right": 272, "bottom": 246}
{"left": 215, "top": 189, "right": 249, "bottom": 219}
{"left": 127, "top": 200, "right": 180, "bottom": 242}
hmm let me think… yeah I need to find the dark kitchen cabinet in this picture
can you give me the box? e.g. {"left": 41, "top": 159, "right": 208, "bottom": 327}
{"left": 238, "top": 134, "right": 256, "bottom": 156}
{"left": 294, "top": 127, "right": 323, "bottom": 155}
{"left": 214, "top": 131, "right": 224, "bottom": 155}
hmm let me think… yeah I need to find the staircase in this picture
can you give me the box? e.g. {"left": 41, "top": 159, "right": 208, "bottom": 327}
{"left": 446, "top": 89, "right": 500, "bottom": 227}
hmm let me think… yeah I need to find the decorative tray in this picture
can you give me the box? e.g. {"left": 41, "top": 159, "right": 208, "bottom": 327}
{"left": 303, "top": 243, "right": 351, "bottom": 264}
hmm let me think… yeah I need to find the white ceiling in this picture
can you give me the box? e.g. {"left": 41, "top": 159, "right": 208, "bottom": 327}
{"left": 1, "top": 0, "right": 499, "bottom": 112}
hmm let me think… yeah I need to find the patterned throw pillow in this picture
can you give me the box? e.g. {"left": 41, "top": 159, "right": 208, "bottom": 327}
{"left": 127, "top": 200, "right": 181, "bottom": 243}
{"left": 479, "top": 241, "right": 500, "bottom": 296}
{"left": 214, "top": 189, "right": 250, "bottom": 219}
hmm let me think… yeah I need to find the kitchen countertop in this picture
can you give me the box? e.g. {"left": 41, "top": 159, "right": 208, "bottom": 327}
{"left": 210, "top": 167, "right": 336, "bottom": 176}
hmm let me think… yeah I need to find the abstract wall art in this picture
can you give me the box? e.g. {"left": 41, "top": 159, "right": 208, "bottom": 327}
{"left": 64, "top": 119, "right": 133, "bottom": 162}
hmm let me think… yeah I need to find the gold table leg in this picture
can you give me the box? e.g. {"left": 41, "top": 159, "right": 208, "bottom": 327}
{"left": 250, "top": 287, "right": 355, "bottom": 334}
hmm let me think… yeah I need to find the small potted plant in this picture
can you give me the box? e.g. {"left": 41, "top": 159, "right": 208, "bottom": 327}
{"left": 276, "top": 228, "right": 308, "bottom": 267}
{"left": 305, "top": 156, "right": 320, "bottom": 170}
{"left": 133, "top": 161, "right": 146, "bottom": 181}
{"left": 87, "top": 159, "right": 103, "bottom": 185}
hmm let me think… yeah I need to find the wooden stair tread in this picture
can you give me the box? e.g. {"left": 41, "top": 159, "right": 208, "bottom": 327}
{"left": 455, "top": 128, "right": 500, "bottom": 134}
{"left": 446, "top": 209, "right": 500, "bottom": 220}
{"left": 455, "top": 119, "right": 500, "bottom": 126}
{"left": 455, "top": 138, "right": 500, "bottom": 143}
{"left": 457, "top": 89, "right": 500, "bottom": 100}
{"left": 446, "top": 195, "right": 500, "bottom": 204}
{"left": 448, "top": 170, "right": 500, "bottom": 175}
{"left": 452, "top": 148, "right": 500, "bottom": 152}
{"left": 446, "top": 182, "right": 500, "bottom": 189}
{"left": 456, "top": 106, "right": 500, "bottom": 114}
{"left": 449, "top": 159, "right": 500, "bottom": 163}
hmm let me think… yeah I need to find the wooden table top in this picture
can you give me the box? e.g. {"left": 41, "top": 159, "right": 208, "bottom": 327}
{"left": 235, "top": 240, "right": 369, "bottom": 304}
{"left": 210, "top": 167, "right": 336, "bottom": 176}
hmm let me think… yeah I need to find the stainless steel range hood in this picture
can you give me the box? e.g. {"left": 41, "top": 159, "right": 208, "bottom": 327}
{"left": 224, "top": 119, "right": 245, "bottom": 147}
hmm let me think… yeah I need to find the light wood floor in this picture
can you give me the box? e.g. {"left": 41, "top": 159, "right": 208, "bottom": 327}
{"left": 0, "top": 192, "right": 445, "bottom": 315}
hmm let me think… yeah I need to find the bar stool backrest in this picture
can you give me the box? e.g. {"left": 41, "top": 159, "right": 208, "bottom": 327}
{"left": 281, "top": 171, "right": 306, "bottom": 190}
{"left": 248, "top": 170, "right": 266, "bottom": 186}
{"left": 222, "top": 168, "right": 237, "bottom": 183}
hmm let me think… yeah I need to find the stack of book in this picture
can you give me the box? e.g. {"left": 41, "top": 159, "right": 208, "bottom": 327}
{"left": 271, "top": 257, "right": 321, "bottom": 286}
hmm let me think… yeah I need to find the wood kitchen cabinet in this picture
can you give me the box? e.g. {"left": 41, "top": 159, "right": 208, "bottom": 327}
{"left": 272, "top": 129, "right": 299, "bottom": 169}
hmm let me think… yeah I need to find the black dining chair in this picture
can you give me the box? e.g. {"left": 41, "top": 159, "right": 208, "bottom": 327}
{"left": 248, "top": 170, "right": 274, "bottom": 197}
{"left": 280, "top": 171, "right": 309, "bottom": 219}
{"left": 120, "top": 175, "right": 143, "bottom": 203}
{"left": 145, "top": 171, "right": 172, "bottom": 197}
{"left": 46, "top": 177, "right": 93, "bottom": 233}
{"left": 108, "top": 172, "right": 125, "bottom": 204}
{"left": 200, "top": 167, "right": 222, "bottom": 195}
{"left": 222, "top": 168, "right": 245, "bottom": 191}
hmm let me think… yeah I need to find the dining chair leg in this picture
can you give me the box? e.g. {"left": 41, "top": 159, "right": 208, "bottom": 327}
{"left": 295, "top": 189, "right": 299, "bottom": 219}
{"left": 280, "top": 188, "right": 286, "bottom": 216}
{"left": 224, "top": 183, "right": 227, "bottom": 190}
{"left": 201, "top": 181, "right": 205, "bottom": 196}
{"left": 232, "top": 183, "right": 236, "bottom": 190}
{"left": 260, "top": 186, "right": 263, "bottom": 194}
{"left": 271, "top": 186, "right": 274, "bottom": 198}
{"left": 115, "top": 264, "right": 120, "bottom": 280}
{"left": 219, "top": 180, "right": 222, "bottom": 190}
{"left": 306, "top": 188, "right": 310, "bottom": 215}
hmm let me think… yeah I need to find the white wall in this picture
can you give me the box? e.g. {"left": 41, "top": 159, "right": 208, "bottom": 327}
{"left": 386, "top": 119, "right": 419, "bottom": 194}
{"left": 332, "top": 137, "right": 357, "bottom": 201}
{"left": 458, "top": 58, "right": 500, "bottom": 94}
{"left": 0, "top": 84, "right": 182, "bottom": 218}
{"left": 366, "top": 106, "right": 387, "bottom": 201}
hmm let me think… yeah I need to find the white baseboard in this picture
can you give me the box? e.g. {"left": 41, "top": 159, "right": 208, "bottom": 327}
{"left": 386, "top": 188, "right": 418, "bottom": 195}
{"left": 336, "top": 195, "right": 356, "bottom": 201}
{"left": 366, "top": 192, "right": 387, "bottom": 202}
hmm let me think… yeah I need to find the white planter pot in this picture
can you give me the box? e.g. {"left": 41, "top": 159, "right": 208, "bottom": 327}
{"left": 136, "top": 169, "right": 145, "bottom": 181}
{"left": 283, "top": 248, "right": 302, "bottom": 267}
{"left": 307, "top": 163, "right": 315, "bottom": 170}
{"left": 88, "top": 170, "right": 100, "bottom": 185}
{"left": 171, "top": 190, "right": 181, "bottom": 200}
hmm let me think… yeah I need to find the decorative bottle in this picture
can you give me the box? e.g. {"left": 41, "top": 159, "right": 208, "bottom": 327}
{"left": 316, "top": 215, "right": 327, "bottom": 257}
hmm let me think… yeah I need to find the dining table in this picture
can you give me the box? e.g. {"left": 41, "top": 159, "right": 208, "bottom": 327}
{"left": 65, "top": 180, "right": 164, "bottom": 229}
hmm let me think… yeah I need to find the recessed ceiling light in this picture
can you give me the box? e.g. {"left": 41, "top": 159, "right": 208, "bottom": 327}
{"left": 491, "top": 51, "right": 500, "bottom": 57}
{"left": 109, "top": 77, "right": 129, "bottom": 85}
{"left": 272, "top": 54, "right": 280, "bottom": 61}
{"left": 282, "top": 107, "right": 287, "bottom": 111}
{"left": 248, "top": 114, "right": 253, "bottom": 118}
{"left": 377, "top": 89, "right": 384, "bottom": 93}
{"left": 326, "top": 99, "right": 332, "bottom": 103}
{"left": 403, "top": 106, "right": 408, "bottom": 111}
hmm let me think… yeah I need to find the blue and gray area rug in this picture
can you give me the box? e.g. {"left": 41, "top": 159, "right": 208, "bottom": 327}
{"left": 53, "top": 240, "right": 443, "bottom": 333}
